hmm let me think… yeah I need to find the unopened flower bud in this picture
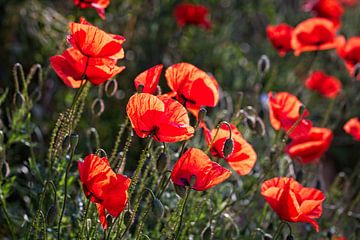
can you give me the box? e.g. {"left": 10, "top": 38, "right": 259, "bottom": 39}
{"left": 258, "top": 55, "right": 270, "bottom": 74}
{"left": 286, "top": 234, "right": 294, "bottom": 240}
{"left": 198, "top": 108, "right": 207, "bottom": 122}
{"left": 106, "top": 214, "right": 113, "bottom": 225}
{"left": 62, "top": 135, "right": 71, "bottom": 152}
{"left": 123, "top": 210, "right": 132, "bottom": 226}
{"left": 152, "top": 198, "right": 164, "bottom": 218}
{"left": 137, "top": 84, "right": 144, "bottom": 93}
{"left": 174, "top": 184, "right": 186, "bottom": 198}
{"left": 13, "top": 91, "right": 25, "bottom": 108}
{"left": 70, "top": 133, "right": 79, "bottom": 150}
{"left": 46, "top": 204, "right": 57, "bottom": 225}
{"left": 246, "top": 116, "right": 256, "bottom": 131}
{"left": 201, "top": 225, "right": 212, "bottom": 240}
{"left": 223, "top": 138, "right": 234, "bottom": 158}
{"left": 156, "top": 152, "right": 168, "bottom": 172}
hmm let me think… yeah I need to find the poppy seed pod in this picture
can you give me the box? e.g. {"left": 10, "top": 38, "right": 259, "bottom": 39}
{"left": 152, "top": 198, "right": 164, "bottom": 218}
{"left": 223, "top": 138, "right": 234, "bottom": 158}
{"left": 258, "top": 55, "right": 270, "bottom": 74}
{"left": 156, "top": 152, "right": 168, "bottom": 172}
{"left": 174, "top": 184, "right": 186, "bottom": 198}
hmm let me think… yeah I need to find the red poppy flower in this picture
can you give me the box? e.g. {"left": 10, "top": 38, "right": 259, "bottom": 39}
{"left": 171, "top": 148, "right": 231, "bottom": 191}
{"left": 343, "top": 117, "right": 360, "bottom": 141}
{"left": 126, "top": 93, "right": 194, "bottom": 142}
{"left": 266, "top": 23, "right": 294, "bottom": 56}
{"left": 285, "top": 127, "right": 333, "bottom": 164}
{"left": 303, "top": 0, "right": 344, "bottom": 27}
{"left": 337, "top": 37, "right": 360, "bottom": 79}
{"left": 78, "top": 154, "right": 130, "bottom": 229}
{"left": 203, "top": 123, "right": 257, "bottom": 176}
{"left": 165, "top": 62, "right": 219, "bottom": 117}
{"left": 134, "top": 64, "right": 163, "bottom": 94}
{"left": 291, "top": 18, "right": 345, "bottom": 56}
{"left": 74, "top": 0, "right": 110, "bottom": 19}
{"left": 261, "top": 177, "right": 325, "bottom": 232}
{"left": 174, "top": 3, "right": 212, "bottom": 30}
{"left": 268, "top": 92, "right": 312, "bottom": 138}
{"left": 305, "top": 71, "right": 342, "bottom": 98}
{"left": 50, "top": 48, "right": 124, "bottom": 88}
{"left": 68, "top": 17, "right": 125, "bottom": 60}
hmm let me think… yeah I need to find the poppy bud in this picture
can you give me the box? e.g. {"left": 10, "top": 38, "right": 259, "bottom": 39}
{"left": 255, "top": 117, "right": 266, "bottom": 136}
{"left": 70, "top": 133, "right": 79, "bottom": 151}
{"left": 123, "top": 210, "right": 132, "bottom": 226}
{"left": 258, "top": 55, "right": 270, "bottom": 74}
{"left": 137, "top": 84, "right": 144, "bottom": 93}
{"left": 354, "top": 63, "right": 360, "bottom": 79}
{"left": 156, "top": 152, "right": 168, "bottom": 173}
{"left": 286, "top": 234, "right": 294, "bottom": 240}
{"left": 198, "top": 108, "right": 207, "bottom": 122}
{"left": 62, "top": 135, "right": 71, "bottom": 152}
{"left": 201, "top": 225, "right": 212, "bottom": 240}
{"left": 152, "top": 198, "right": 164, "bottom": 218}
{"left": 189, "top": 174, "right": 197, "bottom": 188}
{"left": 106, "top": 214, "right": 113, "bottom": 225}
{"left": 13, "top": 91, "right": 25, "bottom": 108}
{"left": 46, "top": 204, "right": 57, "bottom": 225}
{"left": 223, "top": 138, "right": 234, "bottom": 158}
{"left": 174, "top": 184, "right": 186, "bottom": 198}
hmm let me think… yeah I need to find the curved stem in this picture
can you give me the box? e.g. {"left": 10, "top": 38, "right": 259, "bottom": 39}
{"left": 273, "top": 221, "right": 286, "bottom": 240}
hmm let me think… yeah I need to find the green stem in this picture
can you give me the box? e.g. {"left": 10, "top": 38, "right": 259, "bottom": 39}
{"left": 273, "top": 221, "right": 286, "bottom": 240}
{"left": 110, "top": 117, "right": 129, "bottom": 164}
{"left": 0, "top": 198, "right": 15, "bottom": 238}
{"left": 174, "top": 187, "right": 191, "bottom": 240}
{"left": 57, "top": 145, "right": 77, "bottom": 239}
{"left": 78, "top": 199, "right": 92, "bottom": 240}
{"left": 321, "top": 98, "right": 336, "bottom": 127}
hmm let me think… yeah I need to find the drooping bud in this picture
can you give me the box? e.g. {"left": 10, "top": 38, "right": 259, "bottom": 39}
{"left": 222, "top": 138, "right": 234, "bottom": 158}
{"left": 137, "top": 84, "right": 144, "bottom": 93}
{"left": 198, "top": 108, "right": 207, "bottom": 122}
{"left": 263, "top": 233, "right": 273, "bottom": 240}
{"left": 286, "top": 234, "right": 294, "bottom": 240}
{"left": 156, "top": 152, "right": 168, "bottom": 173}
{"left": 46, "top": 204, "right": 57, "bottom": 225}
{"left": 70, "top": 133, "right": 79, "bottom": 151}
{"left": 245, "top": 116, "right": 256, "bottom": 131}
{"left": 174, "top": 184, "right": 186, "bottom": 198}
{"left": 258, "top": 55, "right": 270, "bottom": 74}
{"left": 152, "top": 198, "right": 164, "bottom": 218}
{"left": 123, "top": 210, "right": 132, "bottom": 226}
{"left": 13, "top": 91, "right": 25, "bottom": 108}
{"left": 201, "top": 225, "right": 212, "bottom": 240}
{"left": 62, "top": 135, "right": 71, "bottom": 152}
